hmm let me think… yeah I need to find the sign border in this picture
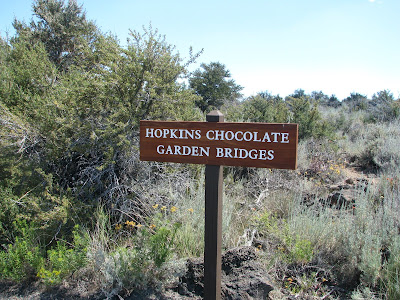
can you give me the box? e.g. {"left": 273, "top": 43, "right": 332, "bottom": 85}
{"left": 140, "top": 120, "right": 298, "bottom": 169}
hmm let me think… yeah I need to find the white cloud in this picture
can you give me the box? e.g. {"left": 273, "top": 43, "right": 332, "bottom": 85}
{"left": 369, "top": 0, "right": 384, "bottom": 5}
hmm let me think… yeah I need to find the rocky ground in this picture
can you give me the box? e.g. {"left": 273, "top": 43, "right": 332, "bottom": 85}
{"left": 0, "top": 167, "right": 379, "bottom": 300}
{"left": 0, "top": 247, "right": 273, "bottom": 300}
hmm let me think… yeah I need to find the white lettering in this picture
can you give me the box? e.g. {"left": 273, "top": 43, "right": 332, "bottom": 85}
{"left": 253, "top": 132, "right": 261, "bottom": 142}
{"left": 157, "top": 145, "right": 210, "bottom": 157}
{"left": 206, "top": 130, "right": 214, "bottom": 140}
{"left": 186, "top": 130, "right": 194, "bottom": 140}
{"left": 267, "top": 150, "right": 274, "bottom": 160}
{"left": 182, "top": 146, "right": 191, "bottom": 155}
{"left": 163, "top": 128, "right": 169, "bottom": 138}
{"left": 249, "top": 149, "right": 258, "bottom": 159}
{"left": 262, "top": 132, "right": 271, "bottom": 143}
{"left": 216, "top": 147, "right": 224, "bottom": 157}
{"left": 233, "top": 148, "right": 239, "bottom": 158}
{"left": 170, "top": 129, "right": 178, "bottom": 139}
{"left": 165, "top": 145, "right": 173, "bottom": 155}
{"left": 174, "top": 145, "right": 182, "bottom": 155}
{"left": 212, "top": 147, "right": 275, "bottom": 161}
{"left": 146, "top": 128, "right": 154, "bottom": 138}
{"left": 225, "top": 148, "right": 233, "bottom": 158}
{"left": 281, "top": 133, "right": 289, "bottom": 143}
{"left": 195, "top": 130, "right": 202, "bottom": 140}
{"left": 235, "top": 131, "right": 244, "bottom": 141}
{"left": 271, "top": 132, "right": 279, "bottom": 142}
{"left": 147, "top": 128, "right": 290, "bottom": 145}
{"left": 238, "top": 148, "right": 248, "bottom": 159}
{"left": 157, "top": 145, "right": 164, "bottom": 154}
{"left": 243, "top": 131, "right": 253, "bottom": 142}
{"left": 259, "top": 149, "right": 267, "bottom": 160}
{"left": 215, "top": 130, "right": 224, "bottom": 140}
{"left": 192, "top": 146, "right": 199, "bottom": 156}
{"left": 179, "top": 129, "right": 187, "bottom": 139}
{"left": 225, "top": 131, "right": 234, "bottom": 141}
{"left": 154, "top": 129, "right": 163, "bottom": 138}
{"left": 199, "top": 147, "right": 210, "bottom": 157}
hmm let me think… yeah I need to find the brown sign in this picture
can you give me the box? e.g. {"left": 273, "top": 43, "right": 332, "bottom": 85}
{"left": 140, "top": 120, "right": 298, "bottom": 169}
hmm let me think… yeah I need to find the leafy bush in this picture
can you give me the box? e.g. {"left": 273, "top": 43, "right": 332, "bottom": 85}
{"left": 0, "top": 187, "right": 20, "bottom": 246}
{"left": 0, "top": 220, "right": 44, "bottom": 281}
{"left": 239, "top": 91, "right": 334, "bottom": 140}
{"left": 37, "top": 225, "right": 88, "bottom": 285}
{"left": 290, "top": 238, "right": 314, "bottom": 264}
{"left": 254, "top": 211, "right": 314, "bottom": 265}
{"left": 241, "top": 93, "right": 289, "bottom": 123}
{"left": 86, "top": 207, "right": 184, "bottom": 296}
{"left": 286, "top": 95, "right": 334, "bottom": 140}
{"left": 149, "top": 223, "right": 181, "bottom": 267}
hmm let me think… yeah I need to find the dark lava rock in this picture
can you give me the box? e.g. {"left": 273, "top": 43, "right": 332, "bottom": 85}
{"left": 176, "top": 246, "right": 274, "bottom": 300}
{"left": 326, "top": 192, "right": 352, "bottom": 209}
{"left": 176, "top": 257, "right": 205, "bottom": 298}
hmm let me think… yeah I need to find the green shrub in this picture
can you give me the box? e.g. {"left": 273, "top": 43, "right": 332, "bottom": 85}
{"left": 255, "top": 211, "right": 314, "bottom": 265}
{"left": 286, "top": 96, "right": 334, "bottom": 140}
{"left": 86, "top": 207, "right": 185, "bottom": 296}
{"left": 0, "top": 187, "right": 20, "bottom": 246}
{"left": 241, "top": 93, "right": 289, "bottom": 123}
{"left": 290, "top": 238, "right": 314, "bottom": 264}
{"left": 109, "top": 246, "right": 149, "bottom": 290}
{"left": 149, "top": 223, "right": 181, "bottom": 268}
{"left": 238, "top": 92, "right": 334, "bottom": 140}
{"left": 37, "top": 225, "right": 88, "bottom": 285}
{"left": 0, "top": 220, "right": 44, "bottom": 280}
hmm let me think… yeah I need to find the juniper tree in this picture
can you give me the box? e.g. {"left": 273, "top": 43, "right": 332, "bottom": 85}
{"left": 189, "top": 62, "right": 243, "bottom": 112}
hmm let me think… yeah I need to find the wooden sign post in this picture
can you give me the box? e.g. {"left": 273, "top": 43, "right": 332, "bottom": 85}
{"left": 140, "top": 111, "right": 298, "bottom": 300}
{"left": 204, "top": 111, "right": 224, "bottom": 300}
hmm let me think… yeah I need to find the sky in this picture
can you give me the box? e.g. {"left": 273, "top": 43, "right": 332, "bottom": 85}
{"left": 0, "top": 0, "right": 399, "bottom": 100}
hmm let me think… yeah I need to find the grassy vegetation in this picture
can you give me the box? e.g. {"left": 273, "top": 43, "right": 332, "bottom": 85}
{"left": 1, "top": 1, "right": 400, "bottom": 298}
{"left": 1, "top": 94, "right": 400, "bottom": 298}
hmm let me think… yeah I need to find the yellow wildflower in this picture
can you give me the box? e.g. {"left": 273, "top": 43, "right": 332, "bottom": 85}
{"left": 152, "top": 204, "right": 159, "bottom": 209}
{"left": 125, "top": 220, "right": 136, "bottom": 227}
{"left": 136, "top": 224, "right": 143, "bottom": 228}
{"left": 161, "top": 206, "right": 167, "bottom": 211}
{"left": 115, "top": 224, "right": 122, "bottom": 231}
{"left": 149, "top": 224, "right": 156, "bottom": 229}
{"left": 171, "top": 206, "right": 178, "bottom": 213}
{"left": 188, "top": 208, "right": 194, "bottom": 213}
